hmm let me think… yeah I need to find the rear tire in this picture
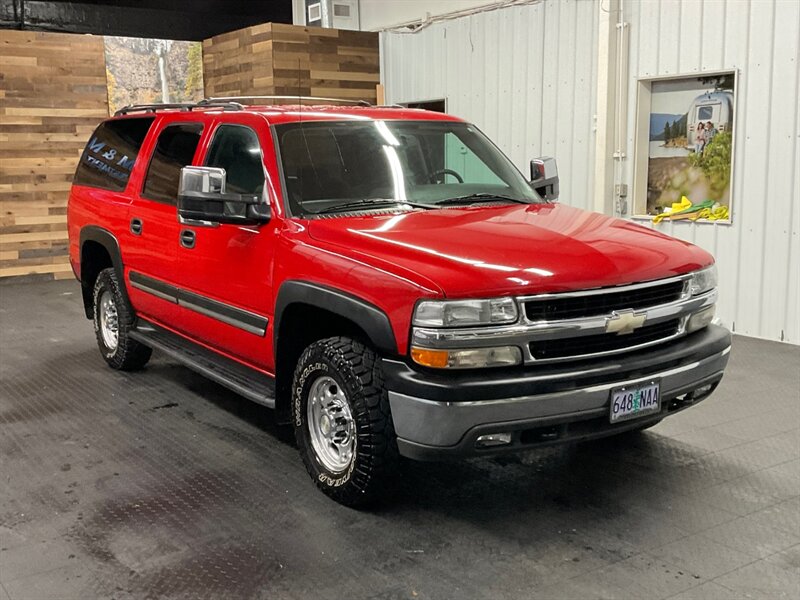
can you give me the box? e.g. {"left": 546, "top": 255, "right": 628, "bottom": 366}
{"left": 92, "top": 268, "right": 152, "bottom": 371}
{"left": 292, "top": 336, "right": 398, "bottom": 507}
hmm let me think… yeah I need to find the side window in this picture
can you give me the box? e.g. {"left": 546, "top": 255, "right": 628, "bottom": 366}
{"left": 142, "top": 123, "right": 203, "bottom": 204}
{"left": 73, "top": 117, "right": 154, "bottom": 192}
{"left": 204, "top": 125, "right": 265, "bottom": 195}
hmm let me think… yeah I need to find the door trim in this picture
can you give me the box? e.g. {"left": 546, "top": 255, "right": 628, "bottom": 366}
{"left": 129, "top": 271, "right": 268, "bottom": 336}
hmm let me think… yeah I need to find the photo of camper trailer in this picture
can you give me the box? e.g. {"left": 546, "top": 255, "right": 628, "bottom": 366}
{"left": 686, "top": 90, "right": 734, "bottom": 149}
{"left": 645, "top": 73, "right": 735, "bottom": 218}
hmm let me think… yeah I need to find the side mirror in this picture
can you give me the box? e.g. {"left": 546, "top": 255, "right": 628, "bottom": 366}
{"left": 530, "top": 156, "right": 559, "bottom": 202}
{"left": 177, "top": 166, "right": 271, "bottom": 225}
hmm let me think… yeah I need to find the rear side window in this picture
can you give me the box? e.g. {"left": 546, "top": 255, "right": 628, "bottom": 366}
{"left": 142, "top": 123, "right": 204, "bottom": 204}
{"left": 73, "top": 117, "right": 154, "bottom": 192}
{"left": 204, "top": 125, "right": 265, "bottom": 195}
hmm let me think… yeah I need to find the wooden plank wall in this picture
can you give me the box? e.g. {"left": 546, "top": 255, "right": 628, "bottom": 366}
{"left": 0, "top": 23, "right": 378, "bottom": 282}
{"left": 203, "top": 23, "right": 379, "bottom": 103}
{"left": 0, "top": 30, "right": 109, "bottom": 281}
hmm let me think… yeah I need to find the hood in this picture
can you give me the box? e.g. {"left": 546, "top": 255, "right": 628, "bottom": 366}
{"left": 307, "top": 203, "right": 713, "bottom": 297}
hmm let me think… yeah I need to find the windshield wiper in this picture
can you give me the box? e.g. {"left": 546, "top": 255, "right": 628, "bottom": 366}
{"left": 313, "top": 198, "right": 433, "bottom": 214}
{"left": 434, "top": 193, "right": 531, "bottom": 206}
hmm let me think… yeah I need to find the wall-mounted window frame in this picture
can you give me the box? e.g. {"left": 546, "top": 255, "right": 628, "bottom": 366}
{"left": 632, "top": 69, "right": 738, "bottom": 225}
{"left": 399, "top": 99, "right": 447, "bottom": 113}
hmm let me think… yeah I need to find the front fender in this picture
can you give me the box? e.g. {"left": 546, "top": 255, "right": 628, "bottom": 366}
{"left": 273, "top": 280, "right": 398, "bottom": 356}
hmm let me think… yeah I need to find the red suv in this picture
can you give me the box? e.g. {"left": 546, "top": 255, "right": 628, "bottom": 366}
{"left": 68, "top": 99, "right": 730, "bottom": 506}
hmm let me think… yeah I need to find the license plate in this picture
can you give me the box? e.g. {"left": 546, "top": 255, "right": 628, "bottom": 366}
{"left": 610, "top": 381, "right": 661, "bottom": 423}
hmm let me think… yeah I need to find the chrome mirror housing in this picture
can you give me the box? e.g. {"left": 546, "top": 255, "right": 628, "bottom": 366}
{"left": 530, "top": 156, "right": 559, "bottom": 202}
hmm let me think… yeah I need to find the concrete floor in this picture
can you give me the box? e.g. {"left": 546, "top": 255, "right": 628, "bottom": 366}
{"left": 0, "top": 280, "right": 798, "bottom": 600}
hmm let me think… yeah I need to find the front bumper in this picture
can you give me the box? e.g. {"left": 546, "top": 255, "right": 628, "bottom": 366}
{"left": 384, "top": 325, "right": 731, "bottom": 460}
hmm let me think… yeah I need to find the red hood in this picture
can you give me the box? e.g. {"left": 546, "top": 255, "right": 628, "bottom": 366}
{"left": 307, "top": 203, "right": 713, "bottom": 297}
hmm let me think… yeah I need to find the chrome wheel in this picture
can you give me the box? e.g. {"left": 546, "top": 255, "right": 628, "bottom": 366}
{"left": 306, "top": 375, "right": 356, "bottom": 473}
{"left": 99, "top": 290, "right": 119, "bottom": 351}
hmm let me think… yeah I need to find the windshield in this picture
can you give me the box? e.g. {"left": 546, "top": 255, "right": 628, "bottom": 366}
{"left": 274, "top": 120, "right": 541, "bottom": 216}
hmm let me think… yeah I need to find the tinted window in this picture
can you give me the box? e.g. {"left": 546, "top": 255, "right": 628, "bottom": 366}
{"left": 73, "top": 117, "right": 154, "bottom": 191}
{"left": 142, "top": 123, "right": 203, "bottom": 204}
{"left": 205, "top": 125, "right": 265, "bottom": 195}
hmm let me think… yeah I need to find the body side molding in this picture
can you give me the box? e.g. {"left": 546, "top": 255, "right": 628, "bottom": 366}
{"left": 129, "top": 271, "right": 269, "bottom": 336}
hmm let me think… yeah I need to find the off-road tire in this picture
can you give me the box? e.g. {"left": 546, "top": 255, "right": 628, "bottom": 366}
{"left": 292, "top": 336, "right": 399, "bottom": 507}
{"left": 92, "top": 268, "right": 152, "bottom": 371}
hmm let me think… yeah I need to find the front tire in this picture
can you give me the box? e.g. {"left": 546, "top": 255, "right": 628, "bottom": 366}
{"left": 92, "top": 268, "right": 152, "bottom": 371}
{"left": 292, "top": 337, "right": 398, "bottom": 507}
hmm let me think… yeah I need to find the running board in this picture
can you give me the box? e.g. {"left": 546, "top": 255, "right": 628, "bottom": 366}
{"left": 130, "top": 320, "right": 276, "bottom": 408}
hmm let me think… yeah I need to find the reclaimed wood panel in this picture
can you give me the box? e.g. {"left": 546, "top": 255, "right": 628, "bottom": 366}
{"left": 0, "top": 30, "right": 108, "bottom": 281}
{"left": 203, "top": 23, "right": 379, "bottom": 104}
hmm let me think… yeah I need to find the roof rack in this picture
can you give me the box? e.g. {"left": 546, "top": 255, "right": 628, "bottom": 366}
{"left": 113, "top": 95, "right": 379, "bottom": 117}
{"left": 199, "top": 96, "right": 373, "bottom": 107}
{"left": 114, "top": 100, "right": 244, "bottom": 117}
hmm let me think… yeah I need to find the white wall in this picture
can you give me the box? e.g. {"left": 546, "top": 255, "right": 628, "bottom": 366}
{"left": 292, "top": 0, "right": 501, "bottom": 30}
{"left": 382, "top": 0, "right": 800, "bottom": 344}
{"left": 360, "top": 0, "right": 498, "bottom": 30}
{"left": 382, "top": 0, "right": 599, "bottom": 212}
{"left": 621, "top": 0, "right": 800, "bottom": 343}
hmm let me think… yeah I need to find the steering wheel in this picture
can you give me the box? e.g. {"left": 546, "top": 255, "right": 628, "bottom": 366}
{"left": 428, "top": 168, "right": 464, "bottom": 184}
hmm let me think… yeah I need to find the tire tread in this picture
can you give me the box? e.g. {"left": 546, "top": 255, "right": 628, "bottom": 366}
{"left": 93, "top": 268, "right": 152, "bottom": 371}
{"left": 293, "top": 336, "right": 398, "bottom": 507}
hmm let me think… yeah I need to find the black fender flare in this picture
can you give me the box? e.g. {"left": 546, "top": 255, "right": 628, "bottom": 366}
{"left": 79, "top": 226, "right": 128, "bottom": 318}
{"left": 273, "top": 280, "right": 398, "bottom": 356}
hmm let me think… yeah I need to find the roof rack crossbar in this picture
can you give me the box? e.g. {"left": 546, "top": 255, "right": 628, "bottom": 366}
{"left": 114, "top": 100, "right": 244, "bottom": 117}
{"left": 200, "top": 95, "right": 373, "bottom": 107}
{"left": 115, "top": 103, "right": 195, "bottom": 116}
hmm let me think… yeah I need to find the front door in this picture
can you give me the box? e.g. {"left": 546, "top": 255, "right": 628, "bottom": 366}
{"left": 171, "top": 118, "right": 278, "bottom": 370}
{"left": 124, "top": 119, "right": 205, "bottom": 327}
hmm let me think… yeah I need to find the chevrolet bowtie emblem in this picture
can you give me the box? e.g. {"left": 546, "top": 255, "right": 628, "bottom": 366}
{"left": 605, "top": 309, "right": 647, "bottom": 335}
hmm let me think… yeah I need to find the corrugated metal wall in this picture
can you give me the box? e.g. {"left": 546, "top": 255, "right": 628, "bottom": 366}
{"left": 381, "top": 0, "right": 800, "bottom": 343}
{"left": 381, "top": 0, "right": 599, "bottom": 212}
{"left": 622, "top": 0, "right": 800, "bottom": 343}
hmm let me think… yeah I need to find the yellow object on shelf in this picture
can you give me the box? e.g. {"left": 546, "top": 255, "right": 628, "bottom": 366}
{"left": 653, "top": 197, "right": 728, "bottom": 224}
{"left": 688, "top": 205, "right": 729, "bottom": 221}
{"left": 672, "top": 196, "right": 693, "bottom": 212}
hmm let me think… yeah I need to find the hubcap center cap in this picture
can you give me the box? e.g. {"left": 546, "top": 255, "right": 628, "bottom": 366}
{"left": 320, "top": 414, "right": 331, "bottom": 435}
{"left": 307, "top": 375, "right": 355, "bottom": 473}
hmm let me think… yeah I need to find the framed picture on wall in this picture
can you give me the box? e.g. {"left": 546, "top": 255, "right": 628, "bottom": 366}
{"left": 632, "top": 70, "right": 737, "bottom": 224}
{"left": 103, "top": 37, "right": 204, "bottom": 116}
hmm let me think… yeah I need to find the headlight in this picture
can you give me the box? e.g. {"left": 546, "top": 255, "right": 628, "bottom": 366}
{"left": 689, "top": 265, "right": 717, "bottom": 295}
{"left": 411, "top": 345, "right": 522, "bottom": 369}
{"left": 413, "top": 298, "right": 518, "bottom": 327}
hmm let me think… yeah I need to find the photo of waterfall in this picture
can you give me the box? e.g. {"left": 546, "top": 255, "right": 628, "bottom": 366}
{"left": 103, "top": 36, "right": 204, "bottom": 115}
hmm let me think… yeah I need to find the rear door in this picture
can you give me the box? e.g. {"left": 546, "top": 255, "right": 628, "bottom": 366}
{"left": 171, "top": 116, "right": 278, "bottom": 369}
{"left": 123, "top": 118, "right": 205, "bottom": 327}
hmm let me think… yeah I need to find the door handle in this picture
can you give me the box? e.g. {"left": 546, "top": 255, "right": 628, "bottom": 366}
{"left": 180, "top": 229, "right": 196, "bottom": 249}
{"left": 130, "top": 218, "right": 143, "bottom": 235}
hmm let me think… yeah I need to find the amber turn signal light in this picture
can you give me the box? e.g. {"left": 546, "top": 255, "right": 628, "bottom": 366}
{"left": 410, "top": 347, "right": 450, "bottom": 368}
{"left": 410, "top": 345, "right": 522, "bottom": 369}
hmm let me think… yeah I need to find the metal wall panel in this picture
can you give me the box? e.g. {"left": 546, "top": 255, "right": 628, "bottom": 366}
{"left": 381, "top": 0, "right": 599, "bottom": 212}
{"left": 382, "top": 0, "right": 799, "bottom": 343}
{"left": 623, "top": 0, "right": 800, "bottom": 343}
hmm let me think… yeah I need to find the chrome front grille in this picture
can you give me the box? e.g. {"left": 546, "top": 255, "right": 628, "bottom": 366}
{"left": 529, "top": 318, "right": 682, "bottom": 360}
{"left": 524, "top": 279, "right": 686, "bottom": 321}
{"left": 411, "top": 274, "right": 716, "bottom": 364}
